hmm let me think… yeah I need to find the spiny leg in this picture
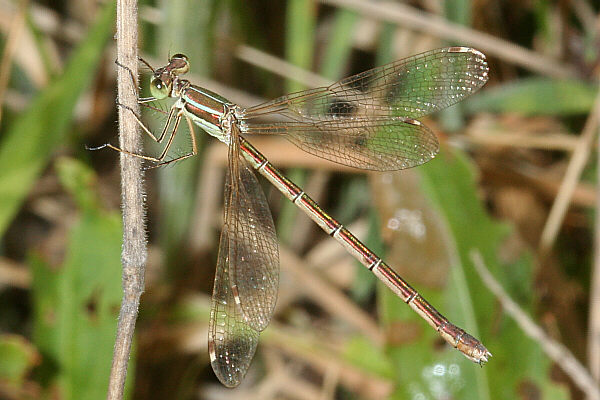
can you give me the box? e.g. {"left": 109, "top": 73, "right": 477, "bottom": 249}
{"left": 113, "top": 57, "right": 166, "bottom": 144}
{"left": 89, "top": 107, "right": 185, "bottom": 165}
{"left": 138, "top": 57, "right": 155, "bottom": 72}
{"left": 113, "top": 57, "right": 160, "bottom": 104}
{"left": 116, "top": 102, "right": 168, "bottom": 143}
{"left": 114, "top": 56, "right": 158, "bottom": 86}
{"left": 150, "top": 117, "right": 199, "bottom": 168}
{"left": 157, "top": 110, "right": 184, "bottom": 160}
{"left": 93, "top": 60, "right": 198, "bottom": 167}
{"left": 89, "top": 113, "right": 199, "bottom": 169}
{"left": 114, "top": 59, "right": 141, "bottom": 99}
{"left": 86, "top": 143, "right": 164, "bottom": 163}
{"left": 137, "top": 57, "right": 158, "bottom": 103}
{"left": 115, "top": 56, "right": 159, "bottom": 115}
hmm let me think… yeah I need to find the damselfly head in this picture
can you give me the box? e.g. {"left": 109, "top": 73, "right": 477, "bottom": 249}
{"left": 149, "top": 53, "right": 189, "bottom": 99}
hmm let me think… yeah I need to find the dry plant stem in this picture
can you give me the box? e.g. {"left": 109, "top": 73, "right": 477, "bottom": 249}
{"left": 0, "top": 257, "right": 30, "bottom": 289}
{"left": 267, "top": 327, "right": 392, "bottom": 400}
{"left": 538, "top": 89, "right": 600, "bottom": 255}
{"left": 0, "top": 0, "right": 29, "bottom": 122}
{"left": 287, "top": 171, "right": 329, "bottom": 253}
{"left": 591, "top": 105, "right": 600, "bottom": 393}
{"left": 571, "top": 0, "right": 597, "bottom": 37}
{"left": 235, "top": 44, "right": 332, "bottom": 88}
{"left": 320, "top": 0, "right": 576, "bottom": 78}
{"left": 279, "top": 246, "right": 384, "bottom": 345}
{"left": 321, "top": 362, "right": 341, "bottom": 400}
{"left": 189, "top": 144, "right": 225, "bottom": 254}
{"left": 470, "top": 250, "right": 600, "bottom": 400}
{"left": 107, "top": 0, "right": 145, "bottom": 399}
{"left": 461, "top": 131, "right": 580, "bottom": 152}
{"left": 260, "top": 351, "right": 327, "bottom": 400}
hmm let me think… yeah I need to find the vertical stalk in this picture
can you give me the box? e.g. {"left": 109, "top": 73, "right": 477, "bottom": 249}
{"left": 107, "top": 0, "right": 145, "bottom": 399}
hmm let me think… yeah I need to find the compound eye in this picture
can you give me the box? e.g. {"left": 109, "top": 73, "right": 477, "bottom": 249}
{"left": 171, "top": 53, "right": 188, "bottom": 61}
{"left": 170, "top": 53, "right": 190, "bottom": 75}
{"left": 150, "top": 77, "right": 170, "bottom": 99}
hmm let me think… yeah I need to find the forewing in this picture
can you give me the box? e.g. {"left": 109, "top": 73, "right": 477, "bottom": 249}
{"left": 243, "top": 116, "right": 439, "bottom": 171}
{"left": 208, "top": 226, "right": 259, "bottom": 388}
{"left": 243, "top": 47, "right": 488, "bottom": 120}
{"left": 226, "top": 152, "right": 279, "bottom": 332}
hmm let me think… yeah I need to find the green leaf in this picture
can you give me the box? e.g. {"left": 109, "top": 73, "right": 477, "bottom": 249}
{"left": 444, "top": 0, "right": 472, "bottom": 26}
{"left": 367, "top": 145, "right": 569, "bottom": 399}
{"left": 0, "top": 335, "right": 39, "bottom": 388}
{"left": 30, "top": 157, "right": 126, "bottom": 400}
{"left": 277, "top": 0, "right": 319, "bottom": 243}
{"left": 154, "top": 0, "right": 213, "bottom": 275}
{"left": 285, "top": 0, "right": 316, "bottom": 92}
{"left": 417, "top": 146, "right": 567, "bottom": 399}
{"left": 343, "top": 335, "right": 394, "bottom": 380}
{"left": 320, "top": 9, "right": 359, "bottom": 80}
{"left": 55, "top": 157, "right": 99, "bottom": 211}
{"left": 0, "top": 0, "right": 116, "bottom": 236}
{"left": 464, "top": 77, "right": 596, "bottom": 116}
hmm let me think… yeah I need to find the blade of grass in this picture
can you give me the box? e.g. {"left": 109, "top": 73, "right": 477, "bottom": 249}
{"left": 465, "top": 78, "right": 597, "bottom": 116}
{"left": 0, "top": 335, "right": 39, "bottom": 394}
{"left": 285, "top": 0, "right": 316, "bottom": 93}
{"left": 319, "top": 0, "right": 577, "bottom": 78}
{"left": 154, "top": 0, "right": 217, "bottom": 276}
{"left": 439, "top": 0, "right": 470, "bottom": 131}
{"left": 0, "top": 0, "right": 116, "bottom": 236}
{"left": 319, "top": 9, "right": 358, "bottom": 80}
{"left": 31, "top": 158, "right": 126, "bottom": 400}
{"left": 417, "top": 147, "right": 568, "bottom": 400}
{"left": 278, "top": 0, "right": 317, "bottom": 244}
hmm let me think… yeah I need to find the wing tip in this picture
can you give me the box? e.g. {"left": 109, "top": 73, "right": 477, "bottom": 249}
{"left": 208, "top": 345, "right": 247, "bottom": 388}
{"left": 449, "top": 47, "right": 489, "bottom": 86}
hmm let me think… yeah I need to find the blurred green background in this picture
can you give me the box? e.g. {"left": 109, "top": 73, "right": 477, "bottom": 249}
{"left": 0, "top": 0, "right": 598, "bottom": 399}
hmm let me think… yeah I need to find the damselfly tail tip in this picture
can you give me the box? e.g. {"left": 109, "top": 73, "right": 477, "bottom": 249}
{"left": 478, "top": 349, "right": 493, "bottom": 366}
{"left": 462, "top": 345, "right": 492, "bottom": 365}
{"left": 453, "top": 331, "right": 492, "bottom": 365}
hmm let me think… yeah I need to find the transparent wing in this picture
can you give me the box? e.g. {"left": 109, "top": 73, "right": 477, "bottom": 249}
{"left": 242, "top": 47, "right": 488, "bottom": 121}
{"left": 208, "top": 140, "right": 279, "bottom": 386}
{"left": 208, "top": 226, "right": 260, "bottom": 388}
{"left": 243, "top": 116, "right": 439, "bottom": 171}
{"left": 208, "top": 123, "right": 279, "bottom": 387}
{"left": 226, "top": 134, "right": 279, "bottom": 332}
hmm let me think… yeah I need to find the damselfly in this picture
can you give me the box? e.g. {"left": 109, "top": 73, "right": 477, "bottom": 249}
{"left": 96, "top": 47, "right": 491, "bottom": 387}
